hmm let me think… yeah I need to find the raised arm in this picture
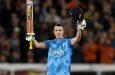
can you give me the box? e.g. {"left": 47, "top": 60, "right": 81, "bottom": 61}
{"left": 32, "top": 39, "right": 46, "bottom": 48}
{"left": 26, "top": 35, "right": 47, "bottom": 49}
{"left": 71, "top": 20, "right": 86, "bottom": 46}
{"left": 71, "top": 29, "right": 81, "bottom": 46}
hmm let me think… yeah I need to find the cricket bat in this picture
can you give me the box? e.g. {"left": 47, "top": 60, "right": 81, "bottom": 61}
{"left": 26, "top": 0, "right": 34, "bottom": 50}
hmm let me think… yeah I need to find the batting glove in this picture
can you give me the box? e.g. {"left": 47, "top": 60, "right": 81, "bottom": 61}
{"left": 25, "top": 34, "right": 35, "bottom": 41}
{"left": 77, "top": 20, "right": 86, "bottom": 30}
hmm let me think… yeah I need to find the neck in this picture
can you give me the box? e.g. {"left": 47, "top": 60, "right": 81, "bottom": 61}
{"left": 56, "top": 37, "right": 64, "bottom": 40}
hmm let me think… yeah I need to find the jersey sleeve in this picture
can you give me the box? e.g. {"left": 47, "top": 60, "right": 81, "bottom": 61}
{"left": 44, "top": 40, "right": 51, "bottom": 49}
{"left": 67, "top": 39, "right": 72, "bottom": 47}
{"left": 67, "top": 39, "right": 72, "bottom": 55}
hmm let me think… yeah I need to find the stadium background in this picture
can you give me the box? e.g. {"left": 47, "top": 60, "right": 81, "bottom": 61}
{"left": 0, "top": 0, "right": 115, "bottom": 75}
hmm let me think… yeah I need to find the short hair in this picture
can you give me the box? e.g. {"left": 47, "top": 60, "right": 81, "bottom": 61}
{"left": 53, "top": 23, "right": 64, "bottom": 28}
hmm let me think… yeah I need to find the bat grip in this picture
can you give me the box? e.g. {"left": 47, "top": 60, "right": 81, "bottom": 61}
{"left": 29, "top": 40, "right": 33, "bottom": 50}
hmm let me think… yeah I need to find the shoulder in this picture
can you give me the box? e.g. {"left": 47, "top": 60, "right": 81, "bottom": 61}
{"left": 63, "top": 38, "right": 71, "bottom": 44}
{"left": 44, "top": 40, "right": 53, "bottom": 44}
{"left": 44, "top": 39, "right": 55, "bottom": 46}
{"left": 65, "top": 38, "right": 71, "bottom": 42}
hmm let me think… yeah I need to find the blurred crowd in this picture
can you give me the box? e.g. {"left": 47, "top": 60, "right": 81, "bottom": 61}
{"left": 0, "top": 0, "right": 114, "bottom": 64}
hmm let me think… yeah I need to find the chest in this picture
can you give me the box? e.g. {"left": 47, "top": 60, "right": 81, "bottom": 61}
{"left": 48, "top": 40, "right": 70, "bottom": 56}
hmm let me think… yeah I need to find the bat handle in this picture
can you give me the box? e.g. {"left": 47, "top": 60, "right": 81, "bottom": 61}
{"left": 29, "top": 40, "right": 33, "bottom": 50}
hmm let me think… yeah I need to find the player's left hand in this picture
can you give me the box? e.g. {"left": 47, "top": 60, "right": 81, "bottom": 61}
{"left": 77, "top": 20, "right": 86, "bottom": 30}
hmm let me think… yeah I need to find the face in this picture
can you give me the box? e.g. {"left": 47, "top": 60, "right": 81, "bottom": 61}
{"left": 54, "top": 26, "right": 64, "bottom": 39}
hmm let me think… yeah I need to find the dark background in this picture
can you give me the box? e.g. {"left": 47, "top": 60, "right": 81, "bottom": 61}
{"left": 0, "top": 0, "right": 114, "bottom": 64}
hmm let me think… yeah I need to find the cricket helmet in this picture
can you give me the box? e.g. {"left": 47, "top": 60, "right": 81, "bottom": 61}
{"left": 68, "top": 7, "right": 83, "bottom": 25}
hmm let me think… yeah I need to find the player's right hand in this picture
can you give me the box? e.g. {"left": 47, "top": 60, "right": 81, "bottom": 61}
{"left": 25, "top": 35, "right": 35, "bottom": 41}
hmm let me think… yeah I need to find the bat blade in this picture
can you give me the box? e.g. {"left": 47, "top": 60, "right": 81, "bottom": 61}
{"left": 26, "top": 0, "right": 34, "bottom": 35}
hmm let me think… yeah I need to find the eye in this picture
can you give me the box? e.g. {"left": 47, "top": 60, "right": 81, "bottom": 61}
{"left": 55, "top": 30, "right": 58, "bottom": 31}
{"left": 59, "top": 29, "right": 62, "bottom": 31}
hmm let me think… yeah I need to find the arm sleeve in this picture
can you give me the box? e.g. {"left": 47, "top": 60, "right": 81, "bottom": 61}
{"left": 67, "top": 39, "right": 72, "bottom": 55}
{"left": 44, "top": 40, "right": 51, "bottom": 49}
{"left": 67, "top": 39, "right": 72, "bottom": 47}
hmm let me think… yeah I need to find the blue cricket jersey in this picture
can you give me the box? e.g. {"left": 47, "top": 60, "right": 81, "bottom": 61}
{"left": 44, "top": 38, "right": 72, "bottom": 75}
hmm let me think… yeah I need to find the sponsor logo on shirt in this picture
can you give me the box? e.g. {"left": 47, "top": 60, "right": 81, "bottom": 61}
{"left": 51, "top": 50, "right": 64, "bottom": 55}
